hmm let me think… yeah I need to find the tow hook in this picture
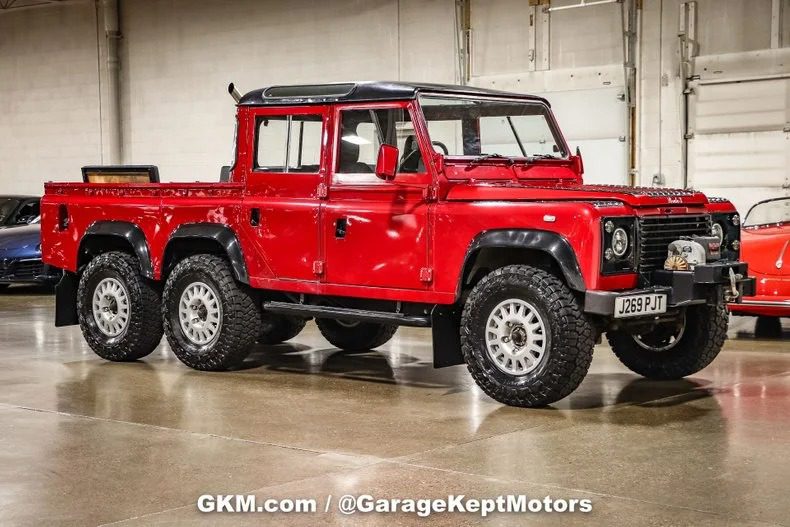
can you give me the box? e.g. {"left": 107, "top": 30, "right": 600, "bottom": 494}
{"left": 725, "top": 268, "right": 741, "bottom": 302}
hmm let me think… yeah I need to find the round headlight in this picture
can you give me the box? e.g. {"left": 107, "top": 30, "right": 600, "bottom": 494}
{"left": 731, "top": 214, "right": 740, "bottom": 226}
{"left": 711, "top": 222, "right": 724, "bottom": 244}
{"left": 611, "top": 227, "right": 629, "bottom": 257}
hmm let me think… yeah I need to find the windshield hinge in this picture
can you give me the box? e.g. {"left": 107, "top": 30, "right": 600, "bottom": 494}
{"left": 317, "top": 183, "right": 328, "bottom": 199}
{"left": 423, "top": 185, "right": 438, "bottom": 202}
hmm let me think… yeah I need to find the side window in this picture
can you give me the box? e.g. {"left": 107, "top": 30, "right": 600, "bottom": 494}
{"left": 255, "top": 114, "right": 322, "bottom": 173}
{"left": 337, "top": 108, "right": 424, "bottom": 179}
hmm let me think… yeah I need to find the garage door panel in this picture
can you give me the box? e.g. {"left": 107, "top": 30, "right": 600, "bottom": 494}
{"left": 688, "top": 76, "right": 790, "bottom": 216}
{"left": 571, "top": 138, "right": 628, "bottom": 185}
{"left": 690, "top": 78, "right": 789, "bottom": 134}
{"left": 688, "top": 131, "right": 787, "bottom": 187}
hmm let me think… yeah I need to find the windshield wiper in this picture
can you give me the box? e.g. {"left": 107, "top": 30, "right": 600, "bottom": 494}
{"left": 526, "top": 154, "right": 561, "bottom": 161}
{"left": 470, "top": 153, "right": 513, "bottom": 165}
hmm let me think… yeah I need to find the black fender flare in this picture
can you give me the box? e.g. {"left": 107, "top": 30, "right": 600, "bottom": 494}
{"left": 166, "top": 223, "right": 249, "bottom": 284}
{"left": 459, "top": 229, "right": 586, "bottom": 297}
{"left": 83, "top": 221, "right": 153, "bottom": 278}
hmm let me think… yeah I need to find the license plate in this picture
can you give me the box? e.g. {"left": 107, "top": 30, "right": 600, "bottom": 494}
{"left": 614, "top": 293, "right": 667, "bottom": 318}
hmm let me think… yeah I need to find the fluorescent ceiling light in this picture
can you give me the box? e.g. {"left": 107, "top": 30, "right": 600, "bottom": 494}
{"left": 342, "top": 135, "right": 371, "bottom": 145}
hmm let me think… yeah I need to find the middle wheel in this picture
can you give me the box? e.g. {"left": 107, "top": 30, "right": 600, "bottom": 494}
{"left": 316, "top": 318, "right": 397, "bottom": 351}
{"left": 162, "top": 254, "right": 259, "bottom": 371}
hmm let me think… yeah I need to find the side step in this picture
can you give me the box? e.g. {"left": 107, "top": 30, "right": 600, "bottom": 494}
{"left": 262, "top": 301, "right": 431, "bottom": 328}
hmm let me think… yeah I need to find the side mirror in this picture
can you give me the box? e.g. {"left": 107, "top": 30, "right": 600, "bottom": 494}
{"left": 375, "top": 144, "right": 399, "bottom": 181}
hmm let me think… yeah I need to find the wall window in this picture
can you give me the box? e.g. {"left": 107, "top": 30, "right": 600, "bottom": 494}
{"left": 337, "top": 108, "right": 425, "bottom": 178}
{"left": 255, "top": 114, "right": 322, "bottom": 173}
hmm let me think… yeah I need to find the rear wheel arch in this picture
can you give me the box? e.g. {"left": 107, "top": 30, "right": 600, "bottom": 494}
{"left": 162, "top": 224, "right": 249, "bottom": 284}
{"left": 79, "top": 221, "right": 153, "bottom": 278}
{"left": 457, "top": 229, "right": 586, "bottom": 300}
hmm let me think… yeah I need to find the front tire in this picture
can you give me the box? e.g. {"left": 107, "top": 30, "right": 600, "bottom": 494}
{"left": 316, "top": 319, "right": 397, "bottom": 351}
{"left": 461, "top": 265, "right": 595, "bottom": 407}
{"left": 77, "top": 251, "right": 163, "bottom": 361}
{"left": 607, "top": 302, "right": 728, "bottom": 379}
{"left": 162, "top": 254, "right": 258, "bottom": 371}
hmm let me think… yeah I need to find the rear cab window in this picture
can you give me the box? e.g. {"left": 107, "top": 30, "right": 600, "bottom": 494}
{"left": 254, "top": 113, "right": 324, "bottom": 173}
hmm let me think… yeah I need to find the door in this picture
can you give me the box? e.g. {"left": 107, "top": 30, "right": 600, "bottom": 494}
{"left": 687, "top": 76, "right": 790, "bottom": 215}
{"left": 242, "top": 107, "right": 328, "bottom": 282}
{"left": 323, "top": 102, "right": 433, "bottom": 290}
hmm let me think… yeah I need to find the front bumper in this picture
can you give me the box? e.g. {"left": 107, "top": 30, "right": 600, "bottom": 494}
{"left": 0, "top": 257, "right": 62, "bottom": 284}
{"left": 585, "top": 261, "right": 756, "bottom": 317}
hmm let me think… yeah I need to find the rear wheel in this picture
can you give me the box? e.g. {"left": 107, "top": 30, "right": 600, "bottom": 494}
{"left": 258, "top": 313, "right": 307, "bottom": 344}
{"left": 162, "top": 254, "right": 258, "bottom": 371}
{"left": 77, "top": 251, "right": 163, "bottom": 361}
{"left": 607, "top": 302, "right": 728, "bottom": 379}
{"left": 316, "top": 318, "right": 397, "bottom": 351}
{"left": 461, "top": 265, "right": 595, "bottom": 407}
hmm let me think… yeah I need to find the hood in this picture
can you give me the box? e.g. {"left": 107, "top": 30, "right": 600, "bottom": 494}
{"left": 741, "top": 227, "right": 790, "bottom": 276}
{"left": 0, "top": 224, "right": 41, "bottom": 253}
{"left": 444, "top": 182, "right": 709, "bottom": 208}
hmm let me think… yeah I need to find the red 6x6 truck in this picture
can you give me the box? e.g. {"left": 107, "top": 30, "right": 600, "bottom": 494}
{"left": 41, "top": 81, "right": 755, "bottom": 407}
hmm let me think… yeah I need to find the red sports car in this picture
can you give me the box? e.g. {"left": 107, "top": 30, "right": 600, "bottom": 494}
{"left": 729, "top": 197, "right": 790, "bottom": 333}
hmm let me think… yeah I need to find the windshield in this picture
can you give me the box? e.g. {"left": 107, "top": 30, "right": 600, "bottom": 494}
{"left": 418, "top": 95, "right": 567, "bottom": 159}
{"left": 744, "top": 198, "right": 790, "bottom": 227}
{"left": 0, "top": 198, "right": 20, "bottom": 224}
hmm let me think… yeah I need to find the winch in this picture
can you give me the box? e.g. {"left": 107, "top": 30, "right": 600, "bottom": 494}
{"left": 664, "top": 235, "right": 721, "bottom": 271}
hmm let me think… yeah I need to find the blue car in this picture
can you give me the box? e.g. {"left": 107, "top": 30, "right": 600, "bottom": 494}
{"left": 0, "top": 217, "right": 62, "bottom": 289}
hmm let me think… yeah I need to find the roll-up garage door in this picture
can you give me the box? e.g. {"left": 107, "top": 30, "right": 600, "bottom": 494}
{"left": 687, "top": 76, "right": 790, "bottom": 215}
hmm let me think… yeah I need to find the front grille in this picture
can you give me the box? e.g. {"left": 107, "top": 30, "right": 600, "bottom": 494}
{"left": 638, "top": 215, "right": 711, "bottom": 274}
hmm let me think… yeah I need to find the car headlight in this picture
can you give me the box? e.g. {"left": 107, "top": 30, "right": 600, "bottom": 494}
{"left": 711, "top": 222, "right": 724, "bottom": 244}
{"left": 601, "top": 217, "right": 636, "bottom": 273}
{"left": 612, "top": 228, "right": 629, "bottom": 257}
{"left": 711, "top": 212, "right": 741, "bottom": 260}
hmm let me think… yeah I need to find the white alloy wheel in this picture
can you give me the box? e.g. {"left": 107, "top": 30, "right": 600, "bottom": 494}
{"left": 178, "top": 281, "right": 223, "bottom": 346}
{"left": 92, "top": 277, "right": 131, "bottom": 337}
{"left": 485, "top": 298, "right": 548, "bottom": 376}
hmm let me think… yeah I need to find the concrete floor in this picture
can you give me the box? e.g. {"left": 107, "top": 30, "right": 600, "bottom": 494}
{"left": 0, "top": 287, "right": 788, "bottom": 526}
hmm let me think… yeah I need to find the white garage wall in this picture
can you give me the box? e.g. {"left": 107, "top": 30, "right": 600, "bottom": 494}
{"left": 0, "top": 0, "right": 788, "bottom": 193}
{"left": 119, "top": 0, "right": 457, "bottom": 182}
{"left": 0, "top": 1, "right": 102, "bottom": 195}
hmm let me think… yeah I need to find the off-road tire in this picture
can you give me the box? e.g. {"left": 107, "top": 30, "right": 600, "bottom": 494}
{"left": 162, "top": 254, "right": 258, "bottom": 371}
{"left": 607, "top": 302, "right": 728, "bottom": 379}
{"left": 461, "top": 265, "right": 595, "bottom": 407}
{"left": 316, "top": 319, "right": 397, "bottom": 351}
{"left": 77, "top": 251, "right": 163, "bottom": 361}
{"left": 258, "top": 313, "right": 307, "bottom": 344}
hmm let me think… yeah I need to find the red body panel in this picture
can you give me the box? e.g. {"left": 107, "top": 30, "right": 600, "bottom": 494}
{"left": 729, "top": 225, "right": 790, "bottom": 317}
{"left": 40, "top": 101, "right": 735, "bottom": 306}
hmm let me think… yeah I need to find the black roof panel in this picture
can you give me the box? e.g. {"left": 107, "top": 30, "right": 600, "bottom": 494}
{"left": 238, "top": 81, "right": 549, "bottom": 107}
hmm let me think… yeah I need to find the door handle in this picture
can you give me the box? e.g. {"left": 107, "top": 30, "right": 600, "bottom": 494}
{"left": 250, "top": 208, "right": 260, "bottom": 226}
{"left": 335, "top": 217, "right": 348, "bottom": 238}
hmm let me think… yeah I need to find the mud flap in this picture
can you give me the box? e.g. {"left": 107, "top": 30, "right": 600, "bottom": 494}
{"left": 55, "top": 272, "right": 79, "bottom": 327}
{"left": 431, "top": 304, "right": 465, "bottom": 368}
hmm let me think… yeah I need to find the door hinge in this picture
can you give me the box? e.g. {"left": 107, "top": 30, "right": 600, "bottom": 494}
{"left": 419, "top": 267, "right": 433, "bottom": 283}
{"left": 312, "top": 260, "right": 325, "bottom": 275}
{"left": 317, "top": 183, "right": 328, "bottom": 199}
{"left": 423, "top": 185, "right": 438, "bottom": 202}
